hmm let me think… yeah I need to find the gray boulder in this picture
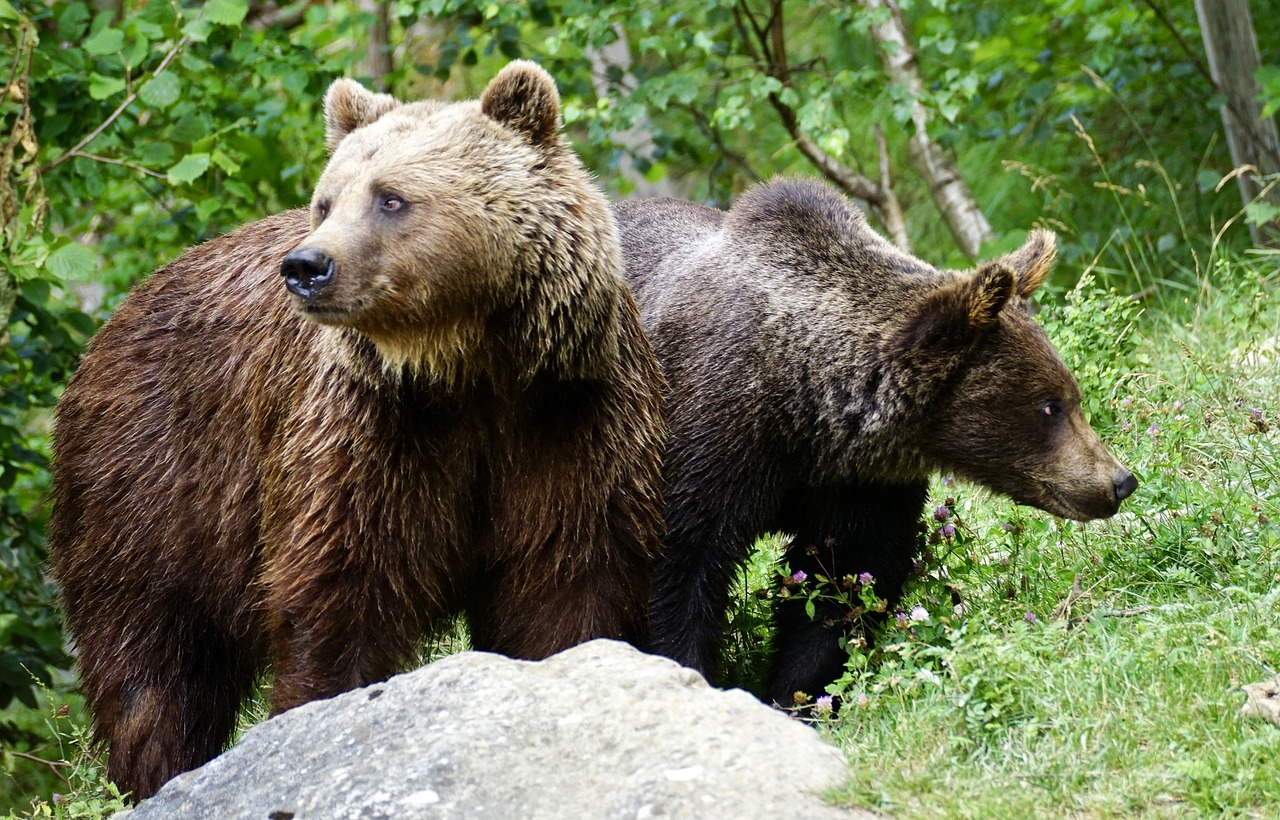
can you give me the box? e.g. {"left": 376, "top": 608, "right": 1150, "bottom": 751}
{"left": 128, "top": 639, "right": 871, "bottom": 819}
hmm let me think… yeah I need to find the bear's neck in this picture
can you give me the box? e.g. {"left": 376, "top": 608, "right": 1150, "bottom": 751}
{"left": 319, "top": 277, "right": 624, "bottom": 394}
{"left": 754, "top": 268, "right": 960, "bottom": 485}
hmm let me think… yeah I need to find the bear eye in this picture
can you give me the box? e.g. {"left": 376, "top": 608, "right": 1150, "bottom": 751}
{"left": 380, "top": 194, "right": 405, "bottom": 213}
{"left": 315, "top": 201, "right": 330, "bottom": 222}
{"left": 1041, "top": 399, "right": 1064, "bottom": 418}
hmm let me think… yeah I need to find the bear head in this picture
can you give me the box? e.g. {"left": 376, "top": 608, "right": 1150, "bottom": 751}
{"left": 280, "top": 61, "right": 622, "bottom": 384}
{"left": 887, "top": 231, "right": 1136, "bottom": 521}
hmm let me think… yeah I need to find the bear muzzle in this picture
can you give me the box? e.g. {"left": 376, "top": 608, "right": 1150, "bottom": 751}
{"left": 1114, "top": 468, "right": 1138, "bottom": 505}
{"left": 1044, "top": 464, "right": 1138, "bottom": 521}
{"left": 281, "top": 248, "right": 336, "bottom": 301}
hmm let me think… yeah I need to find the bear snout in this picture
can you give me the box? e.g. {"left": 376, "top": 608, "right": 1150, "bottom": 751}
{"left": 281, "top": 248, "right": 336, "bottom": 300}
{"left": 1114, "top": 468, "right": 1138, "bottom": 504}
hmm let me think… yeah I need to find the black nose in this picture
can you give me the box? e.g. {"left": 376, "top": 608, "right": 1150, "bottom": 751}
{"left": 281, "top": 248, "right": 335, "bottom": 299}
{"left": 1114, "top": 469, "right": 1138, "bottom": 503}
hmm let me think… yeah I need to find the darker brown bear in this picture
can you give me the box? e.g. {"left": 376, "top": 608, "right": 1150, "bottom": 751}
{"left": 614, "top": 178, "right": 1135, "bottom": 707}
{"left": 49, "top": 62, "right": 664, "bottom": 800}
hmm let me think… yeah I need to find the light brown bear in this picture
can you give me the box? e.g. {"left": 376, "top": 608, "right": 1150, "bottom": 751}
{"left": 49, "top": 62, "right": 664, "bottom": 800}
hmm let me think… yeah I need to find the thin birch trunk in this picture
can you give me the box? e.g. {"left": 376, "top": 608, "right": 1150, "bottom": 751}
{"left": 861, "top": 0, "right": 993, "bottom": 259}
{"left": 355, "top": 0, "right": 392, "bottom": 92}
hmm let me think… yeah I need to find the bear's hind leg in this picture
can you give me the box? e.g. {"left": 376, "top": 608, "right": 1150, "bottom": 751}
{"left": 648, "top": 535, "right": 745, "bottom": 680}
{"left": 80, "top": 617, "right": 258, "bottom": 800}
{"left": 648, "top": 467, "right": 785, "bottom": 683}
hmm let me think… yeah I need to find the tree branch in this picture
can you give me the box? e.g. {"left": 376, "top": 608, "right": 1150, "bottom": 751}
{"left": 76, "top": 152, "right": 167, "bottom": 179}
{"left": 35, "top": 35, "right": 190, "bottom": 177}
{"left": 678, "top": 102, "right": 764, "bottom": 183}
{"left": 7, "top": 750, "right": 71, "bottom": 786}
{"left": 732, "top": 0, "right": 911, "bottom": 249}
{"left": 874, "top": 124, "right": 911, "bottom": 250}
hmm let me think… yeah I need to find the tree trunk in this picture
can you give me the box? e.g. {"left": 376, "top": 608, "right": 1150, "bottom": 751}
{"left": 1193, "top": 0, "right": 1280, "bottom": 247}
{"left": 355, "top": 0, "right": 392, "bottom": 91}
{"left": 861, "top": 0, "right": 994, "bottom": 259}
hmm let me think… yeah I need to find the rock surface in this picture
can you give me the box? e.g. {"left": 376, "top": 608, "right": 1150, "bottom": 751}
{"left": 128, "top": 640, "right": 872, "bottom": 819}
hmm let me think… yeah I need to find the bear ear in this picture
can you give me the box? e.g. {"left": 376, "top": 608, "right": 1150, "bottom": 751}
{"left": 898, "top": 263, "right": 1016, "bottom": 352}
{"left": 996, "top": 229, "right": 1057, "bottom": 297}
{"left": 324, "top": 78, "right": 400, "bottom": 153}
{"left": 481, "top": 60, "right": 561, "bottom": 146}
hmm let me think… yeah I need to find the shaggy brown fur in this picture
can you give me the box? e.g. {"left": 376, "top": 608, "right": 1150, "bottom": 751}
{"left": 614, "top": 178, "right": 1135, "bottom": 706}
{"left": 48, "top": 62, "right": 664, "bottom": 800}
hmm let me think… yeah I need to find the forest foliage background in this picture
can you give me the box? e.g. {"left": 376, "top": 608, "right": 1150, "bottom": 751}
{"left": 2, "top": 0, "right": 1279, "bottom": 814}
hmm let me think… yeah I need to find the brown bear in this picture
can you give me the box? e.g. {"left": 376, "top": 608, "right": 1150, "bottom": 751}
{"left": 48, "top": 61, "right": 664, "bottom": 800}
{"left": 613, "top": 178, "right": 1136, "bottom": 706}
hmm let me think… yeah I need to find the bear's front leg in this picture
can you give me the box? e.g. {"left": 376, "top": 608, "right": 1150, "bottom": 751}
{"left": 473, "top": 472, "right": 660, "bottom": 660}
{"left": 475, "top": 372, "right": 664, "bottom": 660}
{"left": 647, "top": 443, "right": 787, "bottom": 684}
{"left": 766, "top": 480, "right": 928, "bottom": 707}
{"left": 259, "top": 506, "right": 460, "bottom": 714}
{"left": 264, "top": 563, "right": 434, "bottom": 713}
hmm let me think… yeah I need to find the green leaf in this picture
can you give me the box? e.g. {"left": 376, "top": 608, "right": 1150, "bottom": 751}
{"left": 196, "top": 198, "right": 222, "bottom": 222}
{"left": 972, "top": 35, "right": 1012, "bottom": 64}
{"left": 204, "top": 0, "right": 249, "bottom": 27}
{"left": 46, "top": 242, "right": 98, "bottom": 281}
{"left": 57, "top": 3, "right": 91, "bottom": 40}
{"left": 122, "top": 32, "right": 150, "bottom": 69}
{"left": 1258, "top": 65, "right": 1280, "bottom": 119}
{"left": 937, "top": 93, "right": 961, "bottom": 124}
{"left": 212, "top": 148, "right": 241, "bottom": 175}
{"left": 1244, "top": 200, "right": 1280, "bottom": 228}
{"left": 170, "top": 114, "right": 208, "bottom": 144}
{"left": 167, "top": 152, "right": 211, "bottom": 185}
{"left": 182, "top": 18, "right": 212, "bottom": 42}
{"left": 280, "top": 68, "right": 309, "bottom": 96}
{"left": 1196, "top": 170, "right": 1221, "bottom": 194}
{"left": 83, "top": 26, "right": 125, "bottom": 55}
{"left": 140, "top": 72, "right": 181, "bottom": 109}
{"left": 140, "top": 141, "right": 175, "bottom": 167}
{"left": 88, "top": 72, "right": 127, "bottom": 101}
